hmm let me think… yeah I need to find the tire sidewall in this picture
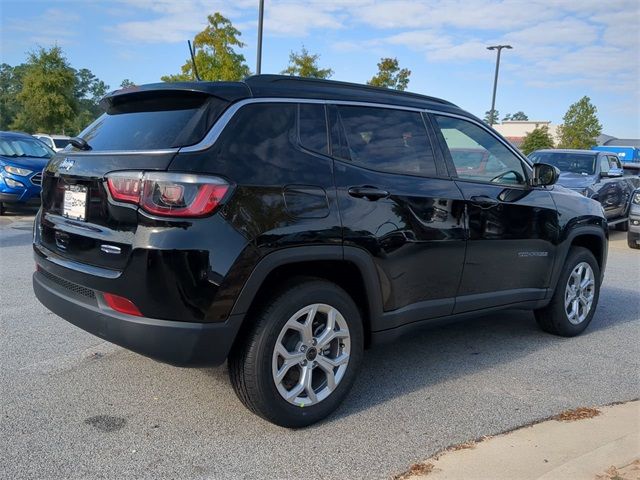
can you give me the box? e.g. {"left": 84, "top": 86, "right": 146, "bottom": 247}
{"left": 252, "top": 281, "right": 364, "bottom": 427}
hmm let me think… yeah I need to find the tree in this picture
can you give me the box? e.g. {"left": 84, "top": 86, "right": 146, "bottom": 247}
{"left": 281, "top": 46, "right": 333, "bottom": 79}
{"left": 503, "top": 111, "right": 528, "bottom": 121}
{"left": 367, "top": 57, "right": 410, "bottom": 91}
{"left": 71, "top": 68, "right": 109, "bottom": 134}
{"left": 483, "top": 110, "right": 500, "bottom": 125}
{"left": 11, "top": 46, "right": 77, "bottom": 134}
{"left": 0, "top": 63, "right": 27, "bottom": 130}
{"left": 162, "top": 13, "right": 250, "bottom": 82}
{"left": 120, "top": 79, "right": 136, "bottom": 89}
{"left": 557, "top": 96, "right": 602, "bottom": 149}
{"left": 520, "top": 126, "right": 554, "bottom": 155}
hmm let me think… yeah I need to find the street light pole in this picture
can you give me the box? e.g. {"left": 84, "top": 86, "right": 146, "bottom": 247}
{"left": 256, "top": 0, "right": 264, "bottom": 74}
{"left": 486, "top": 44, "right": 512, "bottom": 126}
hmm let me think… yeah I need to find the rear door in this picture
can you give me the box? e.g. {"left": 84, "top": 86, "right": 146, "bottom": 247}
{"left": 430, "top": 113, "right": 558, "bottom": 313}
{"left": 330, "top": 104, "right": 466, "bottom": 330}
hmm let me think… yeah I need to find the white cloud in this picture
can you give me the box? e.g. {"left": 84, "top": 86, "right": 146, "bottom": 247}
{"left": 6, "top": 8, "right": 80, "bottom": 46}
{"left": 105, "top": 0, "right": 639, "bottom": 95}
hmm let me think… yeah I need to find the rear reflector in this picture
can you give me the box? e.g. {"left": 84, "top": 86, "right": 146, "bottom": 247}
{"left": 103, "top": 292, "right": 143, "bottom": 317}
{"left": 106, "top": 171, "right": 230, "bottom": 218}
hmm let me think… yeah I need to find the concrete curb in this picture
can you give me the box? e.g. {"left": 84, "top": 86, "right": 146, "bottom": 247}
{"left": 398, "top": 400, "right": 640, "bottom": 480}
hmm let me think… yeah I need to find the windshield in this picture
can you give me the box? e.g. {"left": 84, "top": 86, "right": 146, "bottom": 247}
{"left": 530, "top": 152, "right": 596, "bottom": 175}
{"left": 0, "top": 136, "right": 55, "bottom": 158}
{"left": 75, "top": 92, "right": 228, "bottom": 151}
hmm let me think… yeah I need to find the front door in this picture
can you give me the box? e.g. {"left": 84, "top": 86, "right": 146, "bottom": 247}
{"left": 330, "top": 104, "right": 467, "bottom": 330}
{"left": 430, "top": 113, "right": 559, "bottom": 313}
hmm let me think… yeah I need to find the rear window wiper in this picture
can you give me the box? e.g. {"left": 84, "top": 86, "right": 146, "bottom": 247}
{"left": 69, "top": 137, "right": 92, "bottom": 151}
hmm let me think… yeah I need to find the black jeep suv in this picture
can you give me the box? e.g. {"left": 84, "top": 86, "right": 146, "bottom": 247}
{"left": 33, "top": 75, "right": 608, "bottom": 427}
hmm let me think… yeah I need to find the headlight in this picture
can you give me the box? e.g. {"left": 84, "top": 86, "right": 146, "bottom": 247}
{"left": 3, "top": 165, "right": 33, "bottom": 176}
{"left": 632, "top": 192, "right": 640, "bottom": 205}
{"left": 4, "top": 177, "right": 25, "bottom": 188}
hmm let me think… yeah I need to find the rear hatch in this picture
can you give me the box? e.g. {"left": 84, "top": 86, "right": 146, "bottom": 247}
{"left": 38, "top": 83, "right": 249, "bottom": 271}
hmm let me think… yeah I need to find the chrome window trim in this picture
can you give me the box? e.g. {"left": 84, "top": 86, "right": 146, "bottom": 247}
{"left": 178, "top": 97, "right": 430, "bottom": 154}
{"left": 59, "top": 148, "right": 179, "bottom": 156}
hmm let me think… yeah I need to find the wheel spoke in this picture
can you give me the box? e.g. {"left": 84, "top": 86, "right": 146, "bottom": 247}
{"left": 302, "top": 366, "right": 317, "bottom": 403}
{"left": 316, "top": 358, "right": 337, "bottom": 390}
{"left": 274, "top": 344, "right": 305, "bottom": 383}
{"left": 317, "top": 328, "right": 349, "bottom": 349}
{"left": 317, "top": 353, "right": 349, "bottom": 369}
{"left": 285, "top": 382, "right": 305, "bottom": 401}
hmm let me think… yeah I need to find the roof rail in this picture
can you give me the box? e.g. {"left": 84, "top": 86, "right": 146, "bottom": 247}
{"left": 244, "top": 74, "right": 456, "bottom": 107}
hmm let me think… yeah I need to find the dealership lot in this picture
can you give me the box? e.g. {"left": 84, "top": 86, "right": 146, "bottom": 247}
{"left": 1, "top": 208, "right": 638, "bottom": 480}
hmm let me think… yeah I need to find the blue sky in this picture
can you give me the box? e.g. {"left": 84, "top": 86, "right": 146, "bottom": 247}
{"left": 1, "top": 0, "right": 638, "bottom": 137}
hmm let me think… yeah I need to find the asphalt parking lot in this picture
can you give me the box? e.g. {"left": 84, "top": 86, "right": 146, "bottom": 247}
{"left": 1, "top": 206, "right": 638, "bottom": 480}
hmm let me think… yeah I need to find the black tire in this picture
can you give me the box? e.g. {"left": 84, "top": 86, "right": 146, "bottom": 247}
{"left": 628, "top": 232, "right": 640, "bottom": 249}
{"left": 535, "top": 247, "right": 600, "bottom": 337}
{"left": 0, "top": 202, "right": 5, "bottom": 216}
{"left": 228, "top": 277, "right": 364, "bottom": 428}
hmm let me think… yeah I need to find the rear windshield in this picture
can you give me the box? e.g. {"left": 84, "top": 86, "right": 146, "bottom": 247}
{"left": 74, "top": 92, "right": 228, "bottom": 151}
{"left": 530, "top": 152, "right": 596, "bottom": 175}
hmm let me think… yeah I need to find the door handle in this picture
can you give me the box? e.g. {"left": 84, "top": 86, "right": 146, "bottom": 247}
{"left": 470, "top": 195, "right": 499, "bottom": 208}
{"left": 348, "top": 186, "right": 390, "bottom": 201}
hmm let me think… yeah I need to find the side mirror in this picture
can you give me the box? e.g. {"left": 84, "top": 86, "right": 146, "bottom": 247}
{"left": 601, "top": 170, "right": 622, "bottom": 178}
{"left": 530, "top": 163, "right": 560, "bottom": 187}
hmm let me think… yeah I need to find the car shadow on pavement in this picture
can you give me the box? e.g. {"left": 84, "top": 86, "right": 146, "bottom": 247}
{"left": 330, "top": 285, "right": 639, "bottom": 421}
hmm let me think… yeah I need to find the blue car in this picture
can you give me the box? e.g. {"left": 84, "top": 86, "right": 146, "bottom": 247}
{"left": 0, "top": 131, "right": 54, "bottom": 215}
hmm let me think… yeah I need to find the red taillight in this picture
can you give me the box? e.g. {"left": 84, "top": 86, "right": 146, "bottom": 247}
{"left": 106, "top": 171, "right": 230, "bottom": 218}
{"left": 103, "top": 292, "right": 143, "bottom": 317}
{"left": 107, "top": 174, "right": 142, "bottom": 203}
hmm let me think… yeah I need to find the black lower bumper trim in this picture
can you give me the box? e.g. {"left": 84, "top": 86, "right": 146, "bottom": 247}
{"left": 33, "top": 271, "right": 244, "bottom": 366}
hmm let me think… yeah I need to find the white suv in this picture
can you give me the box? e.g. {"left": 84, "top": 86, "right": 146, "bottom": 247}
{"left": 33, "top": 134, "right": 71, "bottom": 152}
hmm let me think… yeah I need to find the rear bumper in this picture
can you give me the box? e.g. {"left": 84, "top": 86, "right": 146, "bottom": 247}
{"left": 33, "top": 269, "right": 244, "bottom": 366}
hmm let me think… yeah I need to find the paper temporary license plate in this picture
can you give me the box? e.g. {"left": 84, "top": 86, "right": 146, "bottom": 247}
{"left": 63, "top": 185, "right": 88, "bottom": 221}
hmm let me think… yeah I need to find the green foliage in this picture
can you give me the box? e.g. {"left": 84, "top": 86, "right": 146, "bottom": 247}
{"left": 520, "top": 126, "right": 554, "bottom": 155}
{"left": 120, "top": 79, "right": 136, "bottom": 89}
{"left": 71, "top": 68, "right": 109, "bottom": 134}
{"left": 11, "top": 47, "right": 77, "bottom": 134}
{"left": 557, "top": 96, "right": 602, "bottom": 149}
{"left": 367, "top": 57, "right": 410, "bottom": 91}
{"left": 0, "top": 63, "right": 27, "bottom": 130}
{"left": 162, "top": 13, "right": 250, "bottom": 82}
{"left": 484, "top": 110, "right": 500, "bottom": 125}
{"left": 5, "top": 47, "right": 109, "bottom": 135}
{"left": 281, "top": 46, "right": 333, "bottom": 79}
{"left": 503, "top": 111, "right": 528, "bottom": 121}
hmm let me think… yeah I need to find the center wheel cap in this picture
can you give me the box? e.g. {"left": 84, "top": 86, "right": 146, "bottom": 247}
{"left": 306, "top": 347, "right": 317, "bottom": 361}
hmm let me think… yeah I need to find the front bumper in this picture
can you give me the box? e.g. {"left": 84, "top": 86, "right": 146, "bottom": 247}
{"left": 33, "top": 268, "right": 244, "bottom": 367}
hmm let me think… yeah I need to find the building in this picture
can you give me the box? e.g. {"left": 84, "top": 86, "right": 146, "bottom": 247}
{"left": 493, "top": 121, "right": 560, "bottom": 148}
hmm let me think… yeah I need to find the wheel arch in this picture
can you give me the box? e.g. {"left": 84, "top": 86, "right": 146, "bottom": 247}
{"left": 550, "top": 226, "right": 608, "bottom": 292}
{"left": 229, "top": 246, "right": 383, "bottom": 347}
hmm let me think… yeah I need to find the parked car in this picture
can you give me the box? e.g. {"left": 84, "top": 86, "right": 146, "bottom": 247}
{"left": 529, "top": 149, "right": 639, "bottom": 230}
{"left": 0, "top": 131, "right": 54, "bottom": 215}
{"left": 628, "top": 188, "right": 640, "bottom": 249}
{"left": 33, "top": 134, "right": 71, "bottom": 152}
{"left": 33, "top": 75, "right": 608, "bottom": 427}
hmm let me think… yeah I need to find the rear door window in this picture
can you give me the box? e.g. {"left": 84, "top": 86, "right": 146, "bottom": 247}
{"left": 76, "top": 92, "right": 229, "bottom": 151}
{"left": 298, "top": 104, "right": 328, "bottom": 155}
{"left": 333, "top": 105, "right": 437, "bottom": 176}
